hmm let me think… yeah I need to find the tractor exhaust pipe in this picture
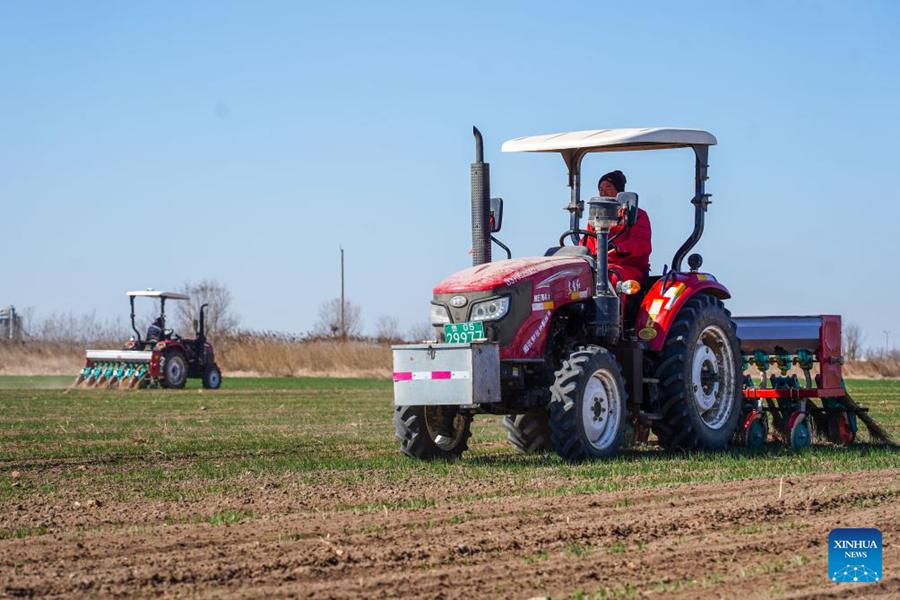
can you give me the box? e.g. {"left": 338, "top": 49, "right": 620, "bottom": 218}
{"left": 471, "top": 126, "right": 491, "bottom": 266}
{"left": 199, "top": 303, "right": 208, "bottom": 340}
{"left": 196, "top": 303, "right": 210, "bottom": 361}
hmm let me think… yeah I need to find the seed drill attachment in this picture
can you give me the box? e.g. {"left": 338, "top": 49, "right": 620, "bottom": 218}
{"left": 734, "top": 315, "right": 895, "bottom": 448}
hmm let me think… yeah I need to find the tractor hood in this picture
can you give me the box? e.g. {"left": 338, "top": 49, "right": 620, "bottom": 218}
{"left": 434, "top": 257, "right": 591, "bottom": 294}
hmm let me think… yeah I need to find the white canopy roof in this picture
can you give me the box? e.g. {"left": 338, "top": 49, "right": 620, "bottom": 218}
{"left": 501, "top": 128, "right": 716, "bottom": 154}
{"left": 126, "top": 290, "right": 189, "bottom": 300}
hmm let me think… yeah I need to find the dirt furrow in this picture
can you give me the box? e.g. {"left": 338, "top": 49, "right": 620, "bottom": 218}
{"left": 2, "top": 468, "right": 896, "bottom": 598}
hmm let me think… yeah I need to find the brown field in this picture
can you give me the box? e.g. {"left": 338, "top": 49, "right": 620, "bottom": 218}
{"left": 1, "top": 377, "right": 898, "bottom": 598}
{"left": 6, "top": 467, "right": 899, "bottom": 598}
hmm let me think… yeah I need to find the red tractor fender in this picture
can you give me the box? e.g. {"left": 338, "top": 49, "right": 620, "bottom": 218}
{"left": 635, "top": 273, "right": 731, "bottom": 352}
{"left": 149, "top": 346, "right": 162, "bottom": 377}
{"left": 149, "top": 339, "right": 188, "bottom": 378}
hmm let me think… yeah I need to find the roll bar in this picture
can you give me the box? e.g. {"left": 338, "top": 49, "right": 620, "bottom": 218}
{"left": 561, "top": 144, "right": 711, "bottom": 272}
{"left": 671, "top": 145, "right": 710, "bottom": 272}
{"left": 128, "top": 294, "right": 179, "bottom": 345}
{"left": 129, "top": 296, "right": 141, "bottom": 345}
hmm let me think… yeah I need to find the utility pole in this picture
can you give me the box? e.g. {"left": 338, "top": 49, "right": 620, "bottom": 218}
{"left": 885, "top": 330, "right": 890, "bottom": 357}
{"left": 340, "top": 246, "right": 346, "bottom": 341}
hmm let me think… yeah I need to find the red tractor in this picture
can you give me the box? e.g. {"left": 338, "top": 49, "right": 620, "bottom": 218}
{"left": 392, "top": 127, "right": 879, "bottom": 461}
{"left": 73, "top": 290, "right": 222, "bottom": 390}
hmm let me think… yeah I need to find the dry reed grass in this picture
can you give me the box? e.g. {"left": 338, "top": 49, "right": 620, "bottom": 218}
{"left": 219, "top": 336, "right": 390, "bottom": 378}
{"left": 0, "top": 342, "right": 86, "bottom": 376}
{"left": 844, "top": 358, "right": 900, "bottom": 379}
{"left": 0, "top": 337, "right": 392, "bottom": 378}
{"left": 2, "top": 337, "right": 898, "bottom": 379}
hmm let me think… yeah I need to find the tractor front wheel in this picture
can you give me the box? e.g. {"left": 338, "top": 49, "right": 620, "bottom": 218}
{"left": 548, "top": 346, "right": 627, "bottom": 461}
{"left": 652, "top": 294, "right": 742, "bottom": 450}
{"left": 161, "top": 350, "right": 188, "bottom": 389}
{"left": 503, "top": 409, "right": 552, "bottom": 454}
{"left": 394, "top": 405, "right": 472, "bottom": 460}
{"left": 202, "top": 364, "right": 222, "bottom": 389}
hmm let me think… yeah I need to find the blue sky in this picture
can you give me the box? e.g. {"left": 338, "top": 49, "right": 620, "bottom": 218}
{"left": 2, "top": 1, "right": 899, "bottom": 348}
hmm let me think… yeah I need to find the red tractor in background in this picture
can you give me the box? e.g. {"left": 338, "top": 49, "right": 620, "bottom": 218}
{"left": 392, "top": 127, "right": 876, "bottom": 461}
{"left": 72, "top": 290, "right": 222, "bottom": 390}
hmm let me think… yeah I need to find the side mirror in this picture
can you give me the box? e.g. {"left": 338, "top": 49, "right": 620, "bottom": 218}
{"left": 489, "top": 197, "right": 503, "bottom": 233}
{"left": 616, "top": 191, "right": 639, "bottom": 227}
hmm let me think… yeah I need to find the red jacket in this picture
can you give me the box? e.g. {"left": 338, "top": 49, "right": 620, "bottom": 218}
{"left": 581, "top": 208, "right": 652, "bottom": 281}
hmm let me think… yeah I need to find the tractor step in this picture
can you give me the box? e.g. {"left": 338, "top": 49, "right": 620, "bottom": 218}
{"left": 639, "top": 411, "right": 663, "bottom": 421}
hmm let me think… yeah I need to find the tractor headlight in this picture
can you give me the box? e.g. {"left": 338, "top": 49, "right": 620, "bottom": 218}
{"left": 430, "top": 303, "right": 451, "bottom": 326}
{"left": 470, "top": 296, "right": 510, "bottom": 322}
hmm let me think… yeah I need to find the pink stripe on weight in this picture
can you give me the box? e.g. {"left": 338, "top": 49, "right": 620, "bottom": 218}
{"left": 393, "top": 372, "right": 413, "bottom": 381}
{"left": 431, "top": 371, "right": 452, "bottom": 380}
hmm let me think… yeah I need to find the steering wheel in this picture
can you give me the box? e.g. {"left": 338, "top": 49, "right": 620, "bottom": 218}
{"left": 558, "top": 229, "right": 626, "bottom": 255}
{"left": 559, "top": 229, "right": 594, "bottom": 247}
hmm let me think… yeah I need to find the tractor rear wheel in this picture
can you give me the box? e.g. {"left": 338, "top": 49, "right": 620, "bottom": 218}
{"left": 202, "top": 364, "right": 222, "bottom": 389}
{"left": 503, "top": 409, "right": 552, "bottom": 454}
{"left": 548, "top": 346, "right": 627, "bottom": 461}
{"left": 160, "top": 350, "right": 188, "bottom": 389}
{"left": 652, "top": 294, "right": 742, "bottom": 450}
{"left": 394, "top": 405, "right": 472, "bottom": 460}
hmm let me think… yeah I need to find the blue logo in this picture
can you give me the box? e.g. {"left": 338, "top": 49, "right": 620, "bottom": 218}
{"left": 828, "top": 528, "right": 882, "bottom": 583}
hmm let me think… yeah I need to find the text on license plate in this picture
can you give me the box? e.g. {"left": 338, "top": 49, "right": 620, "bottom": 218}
{"left": 444, "top": 322, "right": 485, "bottom": 344}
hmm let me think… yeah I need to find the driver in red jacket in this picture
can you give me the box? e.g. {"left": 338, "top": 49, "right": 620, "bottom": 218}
{"left": 581, "top": 170, "right": 652, "bottom": 287}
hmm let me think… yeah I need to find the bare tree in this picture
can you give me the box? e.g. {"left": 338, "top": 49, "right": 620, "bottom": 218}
{"left": 18, "top": 306, "right": 36, "bottom": 339}
{"left": 406, "top": 321, "right": 435, "bottom": 343}
{"left": 25, "top": 310, "right": 123, "bottom": 344}
{"left": 844, "top": 323, "right": 863, "bottom": 361}
{"left": 176, "top": 280, "right": 240, "bottom": 338}
{"left": 313, "top": 298, "right": 363, "bottom": 338}
{"left": 375, "top": 315, "right": 401, "bottom": 342}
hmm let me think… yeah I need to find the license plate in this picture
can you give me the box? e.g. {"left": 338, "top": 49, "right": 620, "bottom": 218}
{"left": 444, "top": 321, "right": 485, "bottom": 344}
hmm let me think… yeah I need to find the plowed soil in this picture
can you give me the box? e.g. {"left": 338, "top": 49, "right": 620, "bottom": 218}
{"left": 1, "top": 378, "right": 898, "bottom": 598}
{"left": 1, "top": 468, "right": 896, "bottom": 598}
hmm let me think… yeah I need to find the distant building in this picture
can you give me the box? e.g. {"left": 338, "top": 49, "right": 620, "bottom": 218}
{"left": 0, "top": 306, "right": 22, "bottom": 341}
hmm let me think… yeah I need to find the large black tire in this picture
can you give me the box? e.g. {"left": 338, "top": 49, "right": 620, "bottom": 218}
{"left": 548, "top": 346, "right": 627, "bottom": 461}
{"left": 652, "top": 294, "right": 742, "bottom": 450}
{"left": 160, "top": 350, "right": 188, "bottom": 389}
{"left": 202, "top": 363, "right": 222, "bottom": 389}
{"left": 394, "top": 405, "right": 472, "bottom": 461}
{"left": 502, "top": 409, "right": 552, "bottom": 454}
